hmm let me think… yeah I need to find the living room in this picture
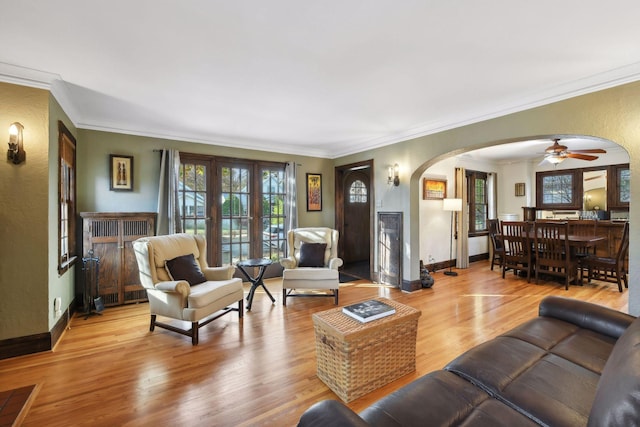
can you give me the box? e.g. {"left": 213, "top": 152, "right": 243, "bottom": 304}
{"left": 1, "top": 2, "right": 640, "bottom": 425}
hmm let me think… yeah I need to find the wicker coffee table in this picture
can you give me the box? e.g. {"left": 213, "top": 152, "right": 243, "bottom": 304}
{"left": 312, "top": 298, "right": 421, "bottom": 402}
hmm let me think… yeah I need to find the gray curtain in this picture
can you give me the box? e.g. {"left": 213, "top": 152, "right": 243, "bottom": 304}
{"left": 156, "top": 149, "right": 182, "bottom": 235}
{"left": 455, "top": 167, "right": 469, "bottom": 269}
{"left": 284, "top": 161, "right": 298, "bottom": 233}
{"left": 487, "top": 172, "right": 498, "bottom": 219}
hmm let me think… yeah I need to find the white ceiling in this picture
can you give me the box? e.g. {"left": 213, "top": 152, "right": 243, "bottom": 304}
{"left": 2, "top": 1, "right": 640, "bottom": 158}
{"left": 463, "top": 137, "right": 622, "bottom": 163}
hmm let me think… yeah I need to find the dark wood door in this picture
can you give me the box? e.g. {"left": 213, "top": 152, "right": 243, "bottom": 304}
{"left": 342, "top": 170, "right": 371, "bottom": 264}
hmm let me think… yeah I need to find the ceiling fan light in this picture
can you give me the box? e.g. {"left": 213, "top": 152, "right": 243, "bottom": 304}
{"left": 547, "top": 155, "right": 566, "bottom": 164}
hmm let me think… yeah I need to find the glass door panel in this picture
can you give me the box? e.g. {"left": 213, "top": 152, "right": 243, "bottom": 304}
{"left": 178, "top": 161, "right": 209, "bottom": 236}
{"left": 220, "top": 163, "right": 252, "bottom": 265}
{"left": 261, "top": 167, "right": 287, "bottom": 261}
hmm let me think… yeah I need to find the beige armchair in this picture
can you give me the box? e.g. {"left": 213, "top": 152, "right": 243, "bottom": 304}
{"left": 133, "top": 233, "right": 243, "bottom": 345}
{"left": 281, "top": 227, "right": 343, "bottom": 306}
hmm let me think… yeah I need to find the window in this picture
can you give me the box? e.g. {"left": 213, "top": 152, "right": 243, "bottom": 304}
{"left": 58, "top": 121, "right": 77, "bottom": 274}
{"left": 349, "top": 179, "right": 367, "bottom": 203}
{"left": 536, "top": 170, "right": 580, "bottom": 209}
{"left": 609, "top": 164, "right": 630, "bottom": 209}
{"left": 542, "top": 174, "right": 573, "bottom": 204}
{"left": 618, "top": 169, "right": 630, "bottom": 202}
{"left": 466, "top": 170, "right": 487, "bottom": 235}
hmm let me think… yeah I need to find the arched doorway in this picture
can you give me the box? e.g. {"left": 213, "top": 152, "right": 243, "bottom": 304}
{"left": 415, "top": 136, "right": 629, "bottom": 276}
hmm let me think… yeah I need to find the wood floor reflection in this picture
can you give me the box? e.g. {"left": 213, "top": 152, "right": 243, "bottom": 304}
{"left": 0, "top": 260, "right": 628, "bottom": 426}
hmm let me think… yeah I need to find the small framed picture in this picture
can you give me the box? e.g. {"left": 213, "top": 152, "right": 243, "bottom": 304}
{"left": 109, "top": 154, "right": 134, "bottom": 191}
{"left": 423, "top": 178, "right": 447, "bottom": 200}
{"left": 515, "top": 182, "right": 525, "bottom": 197}
{"left": 306, "top": 173, "right": 322, "bottom": 211}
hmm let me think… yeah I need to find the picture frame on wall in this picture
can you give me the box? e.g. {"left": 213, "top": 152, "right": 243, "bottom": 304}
{"left": 109, "top": 154, "right": 134, "bottom": 191}
{"left": 306, "top": 173, "right": 322, "bottom": 211}
{"left": 515, "top": 182, "right": 525, "bottom": 197}
{"left": 423, "top": 178, "right": 447, "bottom": 200}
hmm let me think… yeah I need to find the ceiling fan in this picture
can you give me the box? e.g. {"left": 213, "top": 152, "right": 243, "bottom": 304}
{"left": 540, "top": 138, "right": 607, "bottom": 165}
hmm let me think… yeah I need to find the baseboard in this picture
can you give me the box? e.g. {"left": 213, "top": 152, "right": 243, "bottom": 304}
{"left": 469, "top": 253, "right": 489, "bottom": 263}
{"left": 424, "top": 253, "right": 489, "bottom": 273}
{"left": 0, "top": 332, "right": 51, "bottom": 360}
{"left": 401, "top": 279, "right": 422, "bottom": 292}
{"left": 0, "top": 300, "right": 76, "bottom": 360}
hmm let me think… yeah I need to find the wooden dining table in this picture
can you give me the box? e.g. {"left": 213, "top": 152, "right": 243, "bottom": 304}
{"left": 524, "top": 231, "right": 606, "bottom": 285}
{"left": 524, "top": 231, "right": 605, "bottom": 250}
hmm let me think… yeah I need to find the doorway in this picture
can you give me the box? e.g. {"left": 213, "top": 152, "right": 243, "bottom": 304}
{"left": 177, "top": 153, "right": 286, "bottom": 279}
{"left": 335, "top": 160, "right": 373, "bottom": 280}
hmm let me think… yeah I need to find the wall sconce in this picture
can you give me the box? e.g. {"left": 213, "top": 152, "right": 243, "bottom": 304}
{"left": 7, "top": 122, "right": 26, "bottom": 164}
{"left": 388, "top": 163, "right": 399, "bottom": 186}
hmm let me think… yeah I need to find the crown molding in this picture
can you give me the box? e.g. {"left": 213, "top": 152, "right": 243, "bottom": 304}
{"left": 0, "top": 62, "right": 81, "bottom": 128}
{"left": 329, "top": 61, "right": 640, "bottom": 158}
{"left": 3, "top": 61, "right": 640, "bottom": 159}
{"left": 0, "top": 62, "right": 58, "bottom": 89}
{"left": 76, "top": 121, "right": 334, "bottom": 159}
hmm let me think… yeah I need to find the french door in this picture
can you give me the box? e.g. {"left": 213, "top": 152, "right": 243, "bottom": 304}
{"left": 178, "top": 153, "right": 286, "bottom": 267}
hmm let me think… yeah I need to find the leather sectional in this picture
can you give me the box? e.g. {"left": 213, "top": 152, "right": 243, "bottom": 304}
{"left": 298, "top": 296, "right": 640, "bottom": 426}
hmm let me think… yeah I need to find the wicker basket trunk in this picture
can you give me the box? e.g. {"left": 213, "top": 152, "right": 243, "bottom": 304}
{"left": 312, "top": 298, "right": 421, "bottom": 402}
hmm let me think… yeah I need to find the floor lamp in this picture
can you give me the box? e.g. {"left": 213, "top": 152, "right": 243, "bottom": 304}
{"left": 443, "top": 198, "right": 463, "bottom": 276}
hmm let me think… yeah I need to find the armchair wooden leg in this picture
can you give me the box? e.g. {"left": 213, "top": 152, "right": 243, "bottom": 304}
{"left": 192, "top": 322, "right": 199, "bottom": 346}
{"left": 283, "top": 289, "right": 287, "bottom": 306}
{"left": 238, "top": 300, "right": 244, "bottom": 317}
{"left": 334, "top": 289, "right": 339, "bottom": 305}
{"left": 150, "top": 314, "right": 156, "bottom": 332}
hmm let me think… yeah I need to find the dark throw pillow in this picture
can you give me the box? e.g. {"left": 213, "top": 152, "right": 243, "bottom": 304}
{"left": 298, "top": 242, "right": 327, "bottom": 267}
{"left": 165, "top": 253, "right": 206, "bottom": 286}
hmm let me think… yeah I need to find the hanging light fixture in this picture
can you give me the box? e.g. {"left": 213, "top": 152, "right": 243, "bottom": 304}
{"left": 546, "top": 155, "right": 565, "bottom": 165}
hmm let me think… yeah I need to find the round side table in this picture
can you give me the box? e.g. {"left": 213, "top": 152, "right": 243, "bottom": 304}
{"left": 236, "top": 258, "right": 275, "bottom": 310}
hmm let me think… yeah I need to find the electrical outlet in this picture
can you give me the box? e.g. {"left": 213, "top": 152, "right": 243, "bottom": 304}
{"left": 428, "top": 255, "right": 435, "bottom": 263}
{"left": 54, "top": 297, "right": 62, "bottom": 318}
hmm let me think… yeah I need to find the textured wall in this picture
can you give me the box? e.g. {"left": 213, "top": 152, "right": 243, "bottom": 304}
{"left": 0, "top": 82, "right": 50, "bottom": 339}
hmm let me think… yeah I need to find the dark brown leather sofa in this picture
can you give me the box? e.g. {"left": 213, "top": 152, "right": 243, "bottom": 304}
{"left": 298, "top": 296, "right": 640, "bottom": 426}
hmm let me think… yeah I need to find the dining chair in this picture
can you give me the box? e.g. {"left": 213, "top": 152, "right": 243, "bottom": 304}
{"left": 581, "top": 221, "right": 629, "bottom": 292}
{"left": 569, "top": 219, "right": 598, "bottom": 274}
{"left": 533, "top": 221, "right": 578, "bottom": 290}
{"left": 501, "top": 221, "right": 534, "bottom": 282}
{"left": 487, "top": 219, "right": 505, "bottom": 271}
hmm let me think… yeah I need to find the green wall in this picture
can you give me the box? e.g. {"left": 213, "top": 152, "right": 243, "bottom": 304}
{"left": 0, "top": 83, "right": 51, "bottom": 340}
{"left": 76, "top": 130, "right": 336, "bottom": 226}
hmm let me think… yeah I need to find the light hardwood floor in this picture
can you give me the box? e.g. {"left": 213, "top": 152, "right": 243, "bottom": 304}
{"left": 0, "top": 260, "right": 629, "bottom": 426}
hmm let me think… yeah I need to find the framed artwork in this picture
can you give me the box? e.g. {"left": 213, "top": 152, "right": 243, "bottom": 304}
{"left": 109, "top": 154, "right": 134, "bottom": 191}
{"left": 306, "top": 173, "right": 322, "bottom": 211}
{"left": 515, "top": 182, "right": 525, "bottom": 197}
{"left": 423, "top": 178, "right": 447, "bottom": 200}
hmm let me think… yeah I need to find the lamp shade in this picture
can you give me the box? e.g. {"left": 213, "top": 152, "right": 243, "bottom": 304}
{"left": 442, "top": 198, "right": 462, "bottom": 212}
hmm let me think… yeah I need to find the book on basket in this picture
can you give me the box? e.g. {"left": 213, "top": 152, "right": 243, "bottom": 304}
{"left": 342, "top": 300, "right": 396, "bottom": 323}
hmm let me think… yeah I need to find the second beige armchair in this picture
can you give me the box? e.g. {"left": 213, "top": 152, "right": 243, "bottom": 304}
{"left": 280, "top": 227, "right": 343, "bottom": 306}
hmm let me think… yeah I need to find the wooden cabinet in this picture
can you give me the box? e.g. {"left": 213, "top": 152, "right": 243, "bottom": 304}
{"left": 593, "top": 221, "right": 627, "bottom": 259}
{"left": 80, "top": 212, "right": 156, "bottom": 306}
